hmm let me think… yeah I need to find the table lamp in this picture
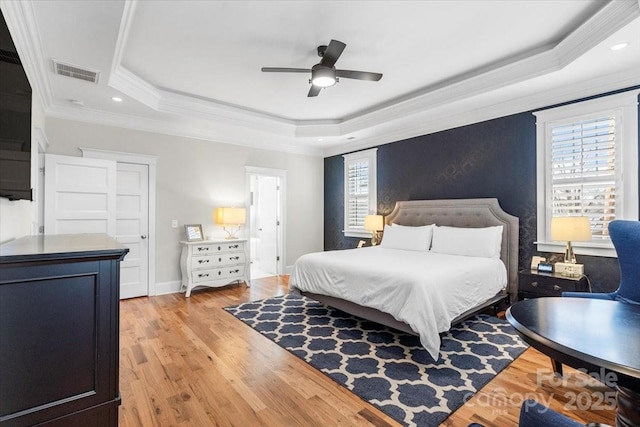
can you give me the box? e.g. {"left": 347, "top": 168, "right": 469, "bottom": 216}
{"left": 550, "top": 216, "right": 592, "bottom": 263}
{"left": 214, "top": 207, "right": 246, "bottom": 239}
{"left": 364, "top": 214, "right": 384, "bottom": 246}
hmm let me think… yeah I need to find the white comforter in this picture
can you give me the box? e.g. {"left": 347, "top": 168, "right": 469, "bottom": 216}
{"left": 289, "top": 246, "right": 507, "bottom": 360}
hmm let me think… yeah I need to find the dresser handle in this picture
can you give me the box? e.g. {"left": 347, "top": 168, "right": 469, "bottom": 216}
{"left": 219, "top": 257, "right": 222, "bottom": 262}
{"left": 554, "top": 285, "right": 561, "bottom": 291}
{"left": 230, "top": 269, "right": 239, "bottom": 274}
{"left": 198, "top": 259, "right": 209, "bottom": 264}
{"left": 531, "top": 281, "right": 538, "bottom": 287}
{"left": 198, "top": 273, "right": 209, "bottom": 278}
{"left": 218, "top": 246, "right": 221, "bottom": 251}
{"left": 230, "top": 256, "right": 240, "bottom": 260}
{"left": 218, "top": 271, "right": 222, "bottom": 276}
{"left": 230, "top": 244, "right": 239, "bottom": 249}
{"left": 198, "top": 247, "right": 209, "bottom": 252}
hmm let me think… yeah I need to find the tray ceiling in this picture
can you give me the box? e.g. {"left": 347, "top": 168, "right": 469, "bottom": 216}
{"left": 2, "top": 0, "right": 639, "bottom": 156}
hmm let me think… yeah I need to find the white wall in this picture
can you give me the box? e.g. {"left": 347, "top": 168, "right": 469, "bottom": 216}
{"left": 43, "top": 117, "right": 324, "bottom": 285}
{"left": 0, "top": 92, "right": 45, "bottom": 243}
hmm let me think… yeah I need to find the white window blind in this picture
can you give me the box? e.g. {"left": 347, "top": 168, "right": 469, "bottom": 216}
{"left": 343, "top": 148, "right": 377, "bottom": 237}
{"left": 534, "top": 90, "right": 639, "bottom": 258}
{"left": 550, "top": 116, "right": 616, "bottom": 239}
{"left": 346, "top": 159, "right": 369, "bottom": 229}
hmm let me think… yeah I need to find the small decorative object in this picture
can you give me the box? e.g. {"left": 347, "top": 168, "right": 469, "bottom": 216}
{"left": 184, "top": 224, "right": 204, "bottom": 242}
{"left": 214, "top": 207, "right": 246, "bottom": 239}
{"left": 364, "top": 214, "right": 384, "bottom": 246}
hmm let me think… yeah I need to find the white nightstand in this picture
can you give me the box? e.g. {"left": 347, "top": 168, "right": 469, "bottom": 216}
{"left": 180, "top": 239, "right": 249, "bottom": 297}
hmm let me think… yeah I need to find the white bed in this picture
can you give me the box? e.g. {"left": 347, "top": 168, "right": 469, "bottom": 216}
{"left": 289, "top": 198, "right": 519, "bottom": 360}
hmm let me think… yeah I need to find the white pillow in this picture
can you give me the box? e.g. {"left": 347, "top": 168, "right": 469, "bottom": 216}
{"left": 380, "top": 224, "right": 433, "bottom": 251}
{"left": 430, "top": 225, "right": 503, "bottom": 258}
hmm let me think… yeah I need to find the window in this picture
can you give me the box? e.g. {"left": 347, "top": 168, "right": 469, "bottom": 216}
{"left": 534, "top": 91, "right": 639, "bottom": 257}
{"left": 343, "top": 148, "right": 377, "bottom": 237}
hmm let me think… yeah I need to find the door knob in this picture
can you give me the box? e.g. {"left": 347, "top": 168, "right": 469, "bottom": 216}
{"left": 141, "top": 235, "right": 147, "bottom": 239}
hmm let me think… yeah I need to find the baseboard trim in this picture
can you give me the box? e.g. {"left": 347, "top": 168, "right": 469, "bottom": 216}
{"left": 154, "top": 280, "right": 182, "bottom": 295}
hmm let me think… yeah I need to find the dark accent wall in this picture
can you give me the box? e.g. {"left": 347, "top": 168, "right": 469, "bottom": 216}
{"left": 324, "top": 88, "right": 640, "bottom": 294}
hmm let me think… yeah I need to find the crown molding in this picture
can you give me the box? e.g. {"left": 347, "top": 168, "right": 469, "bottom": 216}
{"left": 45, "top": 103, "right": 323, "bottom": 156}
{"left": 323, "top": 70, "right": 640, "bottom": 157}
{"left": 103, "top": 0, "right": 638, "bottom": 147}
{"left": 0, "top": 0, "right": 53, "bottom": 109}
{"left": 555, "top": 0, "right": 639, "bottom": 66}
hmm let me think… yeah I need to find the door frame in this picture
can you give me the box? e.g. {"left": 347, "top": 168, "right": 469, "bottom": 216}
{"left": 245, "top": 166, "right": 286, "bottom": 278}
{"left": 80, "top": 148, "right": 158, "bottom": 295}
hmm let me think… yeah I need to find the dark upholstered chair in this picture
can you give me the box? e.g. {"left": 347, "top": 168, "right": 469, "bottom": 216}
{"left": 563, "top": 220, "right": 640, "bottom": 304}
{"left": 467, "top": 399, "right": 611, "bottom": 427}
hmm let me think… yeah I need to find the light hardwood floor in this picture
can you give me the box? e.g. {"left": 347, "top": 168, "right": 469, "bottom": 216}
{"left": 119, "top": 276, "right": 616, "bottom": 426}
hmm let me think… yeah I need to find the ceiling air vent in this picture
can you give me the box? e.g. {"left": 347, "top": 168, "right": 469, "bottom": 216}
{"left": 51, "top": 59, "right": 99, "bottom": 84}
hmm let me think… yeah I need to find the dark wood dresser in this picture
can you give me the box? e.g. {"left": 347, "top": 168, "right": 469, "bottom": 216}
{"left": 0, "top": 234, "right": 128, "bottom": 427}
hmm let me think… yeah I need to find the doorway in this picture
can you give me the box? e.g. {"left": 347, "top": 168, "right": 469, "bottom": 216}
{"left": 246, "top": 167, "right": 286, "bottom": 280}
{"left": 80, "top": 148, "right": 157, "bottom": 298}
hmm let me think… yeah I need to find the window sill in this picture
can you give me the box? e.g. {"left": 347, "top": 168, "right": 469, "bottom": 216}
{"left": 535, "top": 241, "right": 617, "bottom": 258}
{"left": 343, "top": 230, "right": 371, "bottom": 238}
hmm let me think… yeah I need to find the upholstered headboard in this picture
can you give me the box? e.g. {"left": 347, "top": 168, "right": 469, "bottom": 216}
{"left": 385, "top": 198, "right": 519, "bottom": 303}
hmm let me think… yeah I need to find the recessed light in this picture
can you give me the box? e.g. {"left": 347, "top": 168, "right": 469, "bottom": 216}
{"left": 610, "top": 42, "right": 628, "bottom": 51}
{"left": 111, "top": 96, "right": 123, "bottom": 102}
{"left": 318, "top": 138, "right": 324, "bottom": 142}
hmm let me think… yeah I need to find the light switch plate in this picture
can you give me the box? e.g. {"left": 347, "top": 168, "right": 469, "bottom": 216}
{"left": 171, "top": 219, "right": 178, "bottom": 228}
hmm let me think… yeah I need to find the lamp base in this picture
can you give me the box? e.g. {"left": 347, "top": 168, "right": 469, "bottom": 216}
{"left": 370, "top": 231, "right": 380, "bottom": 246}
{"left": 223, "top": 225, "right": 241, "bottom": 240}
{"left": 563, "top": 241, "right": 577, "bottom": 264}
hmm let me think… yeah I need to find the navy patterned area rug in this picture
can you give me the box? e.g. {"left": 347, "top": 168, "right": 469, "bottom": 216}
{"left": 224, "top": 294, "right": 528, "bottom": 426}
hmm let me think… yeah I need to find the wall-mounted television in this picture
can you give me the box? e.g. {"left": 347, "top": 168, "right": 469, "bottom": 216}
{"left": 0, "top": 9, "right": 32, "bottom": 201}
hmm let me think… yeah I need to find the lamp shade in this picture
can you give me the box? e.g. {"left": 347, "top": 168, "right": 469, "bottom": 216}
{"left": 364, "top": 214, "right": 384, "bottom": 232}
{"left": 214, "top": 207, "right": 246, "bottom": 225}
{"left": 551, "top": 216, "right": 592, "bottom": 242}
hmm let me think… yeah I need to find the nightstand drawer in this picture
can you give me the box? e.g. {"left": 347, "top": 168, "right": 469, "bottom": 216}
{"left": 518, "top": 269, "right": 589, "bottom": 299}
{"left": 520, "top": 276, "right": 569, "bottom": 296}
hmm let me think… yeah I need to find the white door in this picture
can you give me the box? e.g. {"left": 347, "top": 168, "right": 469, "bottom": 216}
{"left": 44, "top": 154, "right": 116, "bottom": 235}
{"left": 257, "top": 176, "right": 279, "bottom": 275}
{"left": 45, "top": 154, "right": 150, "bottom": 299}
{"left": 116, "top": 163, "right": 149, "bottom": 299}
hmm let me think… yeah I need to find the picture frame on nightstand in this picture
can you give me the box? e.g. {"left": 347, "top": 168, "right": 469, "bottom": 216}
{"left": 184, "top": 224, "right": 204, "bottom": 242}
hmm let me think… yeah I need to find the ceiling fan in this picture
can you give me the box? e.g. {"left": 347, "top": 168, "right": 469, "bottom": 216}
{"left": 261, "top": 39, "right": 383, "bottom": 97}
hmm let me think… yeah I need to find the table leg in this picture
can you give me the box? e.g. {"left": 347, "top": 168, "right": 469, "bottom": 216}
{"left": 550, "top": 358, "right": 563, "bottom": 376}
{"left": 616, "top": 385, "right": 640, "bottom": 427}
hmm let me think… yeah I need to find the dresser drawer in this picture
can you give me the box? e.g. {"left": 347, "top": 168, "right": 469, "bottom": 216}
{"left": 191, "top": 253, "right": 246, "bottom": 269}
{"left": 192, "top": 242, "right": 244, "bottom": 254}
{"left": 192, "top": 265, "right": 246, "bottom": 283}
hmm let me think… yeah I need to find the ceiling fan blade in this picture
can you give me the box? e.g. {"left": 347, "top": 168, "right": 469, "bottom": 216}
{"left": 307, "top": 85, "right": 321, "bottom": 97}
{"left": 261, "top": 67, "right": 311, "bottom": 73}
{"left": 320, "top": 40, "right": 346, "bottom": 68}
{"left": 335, "top": 70, "right": 383, "bottom": 81}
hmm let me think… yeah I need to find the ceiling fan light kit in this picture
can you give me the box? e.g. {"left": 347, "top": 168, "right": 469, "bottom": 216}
{"left": 311, "top": 65, "right": 337, "bottom": 87}
{"left": 261, "top": 39, "right": 382, "bottom": 97}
